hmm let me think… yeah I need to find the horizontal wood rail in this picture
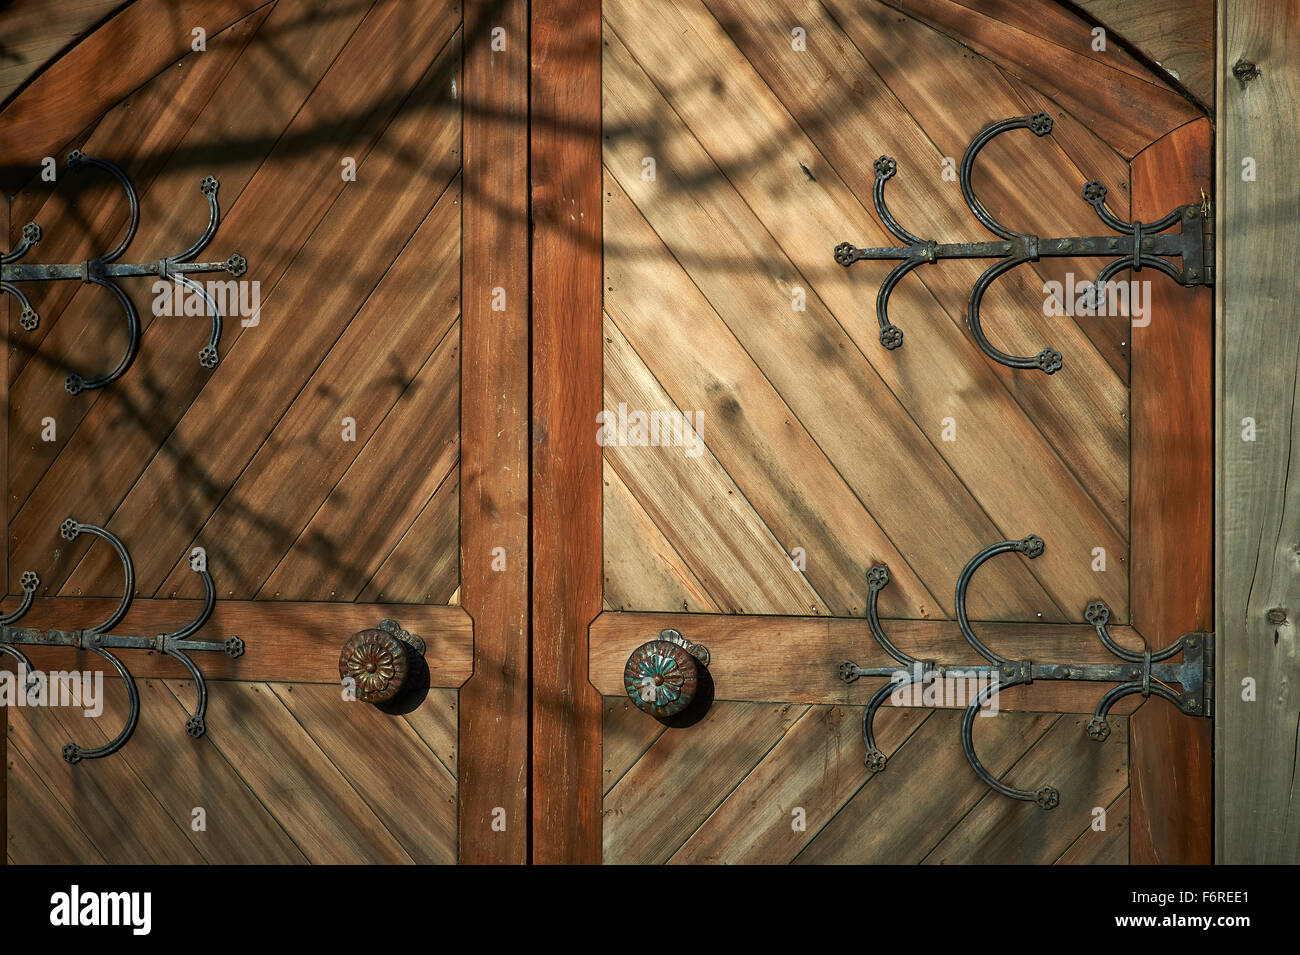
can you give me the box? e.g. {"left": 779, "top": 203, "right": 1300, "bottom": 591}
{"left": 0, "top": 599, "right": 472, "bottom": 686}
{"left": 591, "top": 611, "right": 1147, "bottom": 714}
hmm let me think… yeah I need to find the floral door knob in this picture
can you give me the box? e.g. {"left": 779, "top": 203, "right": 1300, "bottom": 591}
{"left": 623, "top": 629, "right": 711, "bottom": 719}
{"left": 339, "top": 619, "right": 426, "bottom": 704}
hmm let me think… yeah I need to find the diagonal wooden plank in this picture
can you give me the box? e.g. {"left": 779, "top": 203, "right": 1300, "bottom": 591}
{"left": 7, "top": 5, "right": 272, "bottom": 387}
{"left": 604, "top": 1, "right": 1129, "bottom": 619}
{"left": 923, "top": 713, "right": 1129, "bottom": 863}
{"left": 795, "top": 708, "right": 1057, "bottom": 864}
{"left": 4, "top": 682, "right": 206, "bottom": 863}
{"left": 604, "top": 700, "right": 807, "bottom": 864}
{"left": 359, "top": 466, "right": 459, "bottom": 604}
{"left": 602, "top": 459, "right": 720, "bottom": 613}
{"left": 605, "top": 315, "right": 827, "bottom": 614}
{"left": 260, "top": 318, "right": 460, "bottom": 601}
{"left": 871, "top": 0, "right": 1199, "bottom": 157}
{"left": 8, "top": 0, "right": 378, "bottom": 525}
{"left": 55, "top": 36, "right": 461, "bottom": 600}
{"left": 602, "top": 695, "right": 668, "bottom": 796}
{"left": 670, "top": 703, "right": 930, "bottom": 864}
{"left": 144, "top": 179, "right": 461, "bottom": 600}
{"left": 12, "top": 2, "right": 459, "bottom": 599}
{"left": 401, "top": 687, "right": 458, "bottom": 779}
{"left": 1056, "top": 787, "right": 1129, "bottom": 864}
{"left": 115, "top": 679, "right": 308, "bottom": 863}
{"left": 178, "top": 679, "right": 414, "bottom": 863}
{"left": 604, "top": 21, "right": 1117, "bottom": 621}
{"left": 272, "top": 683, "right": 457, "bottom": 864}
{"left": 605, "top": 177, "right": 944, "bottom": 619}
{"left": 5, "top": 741, "right": 108, "bottom": 864}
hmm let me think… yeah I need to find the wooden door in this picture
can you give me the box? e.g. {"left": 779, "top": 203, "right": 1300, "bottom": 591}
{"left": 1, "top": 0, "right": 528, "bottom": 865}
{"left": 532, "top": 0, "right": 1214, "bottom": 864}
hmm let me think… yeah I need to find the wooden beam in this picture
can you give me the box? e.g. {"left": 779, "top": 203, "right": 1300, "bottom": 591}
{"left": 0, "top": 0, "right": 273, "bottom": 192}
{"left": 1215, "top": 0, "right": 1300, "bottom": 864}
{"left": 591, "top": 611, "right": 1146, "bottom": 713}
{"left": 1, "top": 599, "right": 473, "bottom": 685}
{"left": 458, "top": 0, "right": 531, "bottom": 865}
{"left": 531, "top": 0, "right": 604, "bottom": 864}
{"left": 1128, "top": 117, "right": 1214, "bottom": 864}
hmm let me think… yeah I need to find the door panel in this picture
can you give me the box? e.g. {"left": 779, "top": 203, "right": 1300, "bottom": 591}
{"left": 2, "top": 0, "right": 528, "bottom": 865}
{"left": 530, "top": 0, "right": 1213, "bottom": 864}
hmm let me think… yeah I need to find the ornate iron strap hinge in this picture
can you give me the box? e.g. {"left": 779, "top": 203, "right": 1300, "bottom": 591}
{"left": 0, "top": 520, "right": 243, "bottom": 763}
{"left": 833, "top": 113, "right": 1215, "bottom": 374}
{"left": 838, "top": 535, "right": 1212, "bottom": 810}
{"left": 0, "top": 151, "right": 248, "bottom": 394}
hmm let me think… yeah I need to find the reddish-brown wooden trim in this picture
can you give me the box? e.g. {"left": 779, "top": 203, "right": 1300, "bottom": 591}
{"left": 531, "top": 0, "right": 604, "bottom": 864}
{"left": 876, "top": 0, "right": 1202, "bottom": 158}
{"left": 1127, "top": 117, "right": 1214, "bottom": 864}
{"left": 458, "top": 0, "right": 531, "bottom": 865}
{"left": 590, "top": 611, "right": 1146, "bottom": 714}
{"left": 1, "top": 599, "right": 473, "bottom": 685}
{"left": 0, "top": 0, "right": 274, "bottom": 192}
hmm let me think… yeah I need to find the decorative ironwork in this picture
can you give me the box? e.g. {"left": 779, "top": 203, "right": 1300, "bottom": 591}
{"left": 838, "top": 536, "right": 1212, "bottom": 810}
{"left": 833, "top": 113, "right": 1214, "bottom": 374}
{"left": 0, "top": 520, "right": 242, "bottom": 763}
{"left": 339, "top": 618, "right": 425, "bottom": 704}
{"left": 624, "top": 628, "right": 710, "bottom": 719}
{"left": 0, "top": 151, "right": 247, "bottom": 394}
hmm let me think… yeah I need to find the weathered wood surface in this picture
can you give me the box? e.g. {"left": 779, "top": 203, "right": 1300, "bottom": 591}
{"left": 591, "top": 611, "right": 1144, "bottom": 713}
{"left": 0, "top": 0, "right": 273, "bottom": 190}
{"left": 1128, "top": 118, "right": 1213, "bottom": 865}
{"left": 0, "top": 0, "right": 127, "bottom": 109}
{"left": 603, "top": 0, "right": 1130, "bottom": 624}
{"left": 531, "top": 0, "right": 604, "bottom": 864}
{"left": 1076, "top": 0, "right": 1215, "bottom": 108}
{"left": 1, "top": 599, "right": 473, "bottom": 685}
{"left": 459, "top": 0, "right": 531, "bottom": 865}
{"left": 873, "top": 0, "right": 1200, "bottom": 157}
{"left": 603, "top": 700, "right": 1128, "bottom": 864}
{"left": 1215, "top": 0, "right": 1300, "bottom": 865}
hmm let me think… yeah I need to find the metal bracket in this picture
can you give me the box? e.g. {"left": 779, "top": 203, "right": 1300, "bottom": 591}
{"left": 833, "top": 113, "right": 1214, "bottom": 374}
{"left": 838, "top": 535, "right": 1212, "bottom": 810}
{"left": 0, "top": 151, "right": 247, "bottom": 394}
{"left": 0, "top": 519, "right": 242, "bottom": 763}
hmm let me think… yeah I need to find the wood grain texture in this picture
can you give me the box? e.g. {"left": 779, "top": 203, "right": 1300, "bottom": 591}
{"left": 1128, "top": 118, "right": 1213, "bottom": 865}
{"left": 0, "top": 0, "right": 127, "bottom": 109}
{"left": 874, "top": 0, "right": 1200, "bottom": 157}
{"left": 459, "top": 0, "right": 530, "bottom": 865}
{"left": 531, "top": 0, "right": 604, "bottom": 864}
{"left": 1075, "top": 0, "right": 1215, "bottom": 108}
{"left": 3, "top": 599, "right": 472, "bottom": 685}
{"left": 1056, "top": 787, "right": 1129, "bottom": 864}
{"left": 0, "top": 0, "right": 273, "bottom": 190}
{"left": 1215, "top": 0, "right": 1300, "bottom": 864}
{"left": 592, "top": 611, "right": 1145, "bottom": 713}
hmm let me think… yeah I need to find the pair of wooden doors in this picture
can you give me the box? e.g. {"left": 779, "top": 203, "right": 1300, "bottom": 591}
{"left": 1, "top": 0, "right": 1212, "bottom": 865}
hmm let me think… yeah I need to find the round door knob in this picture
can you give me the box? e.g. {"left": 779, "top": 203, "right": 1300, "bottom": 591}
{"left": 339, "top": 619, "right": 425, "bottom": 704}
{"left": 624, "top": 629, "right": 710, "bottom": 718}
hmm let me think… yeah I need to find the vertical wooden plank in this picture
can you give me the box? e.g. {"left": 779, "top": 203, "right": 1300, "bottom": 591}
{"left": 459, "top": 0, "right": 530, "bottom": 864}
{"left": 1216, "top": 1, "right": 1300, "bottom": 864}
{"left": 1128, "top": 117, "right": 1214, "bottom": 864}
{"left": 531, "top": 0, "right": 603, "bottom": 863}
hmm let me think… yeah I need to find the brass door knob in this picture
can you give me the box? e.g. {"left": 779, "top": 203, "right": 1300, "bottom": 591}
{"left": 339, "top": 619, "right": 425, "bottom": 704}
{"left": 623, "top": 629, "right": 710, "bottom": 718}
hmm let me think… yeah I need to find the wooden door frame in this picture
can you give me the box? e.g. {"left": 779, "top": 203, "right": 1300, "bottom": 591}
{"left": 0, "top": 0, "right": 531, "bottom": 866}
{"left": 530, "top": 0, "right": 1214, "bottom": 864}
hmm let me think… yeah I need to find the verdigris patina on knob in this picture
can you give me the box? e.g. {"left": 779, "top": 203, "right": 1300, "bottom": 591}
{"left": 624, "top": 629, "right": 711, "bottom": 719}
{"left": 339, "top": 619, "right": 425, "bottom": 704}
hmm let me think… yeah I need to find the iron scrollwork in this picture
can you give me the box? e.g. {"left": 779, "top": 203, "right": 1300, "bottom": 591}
{"left": 838, "top": 536, "right": 1212, "bottom": 810}
{"left": 833, "top": 113, "right": 1214, "bottom": 374}
{"left": 0, "top": 520, "right": 243, "bottom": 762}
{"left": 1, "top": 151, "right": 247, "bottom": 394}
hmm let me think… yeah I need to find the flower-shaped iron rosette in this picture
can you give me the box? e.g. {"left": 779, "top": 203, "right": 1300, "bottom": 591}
{"left": 339, "top": 619, "right": 426, "bottom": 704}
